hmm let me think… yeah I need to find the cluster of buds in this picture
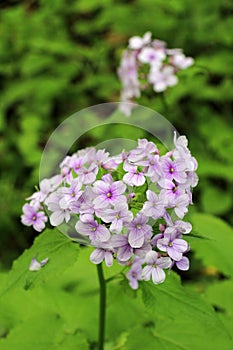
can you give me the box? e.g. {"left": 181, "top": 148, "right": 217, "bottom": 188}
{"left": 21, "top": 134, "right": 198, "bottom": 289}
{"left": 118, "top": 32, "right": 194, "bottom": 116}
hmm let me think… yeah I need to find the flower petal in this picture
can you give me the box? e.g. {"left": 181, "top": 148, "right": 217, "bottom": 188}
{"left": 90, "top": 249, "right": 104, "bottom": 264}
{"left": 104, "top": 251, "right": 113, "bottom": 267}
{"left": 128, "top": 230, "right": 145, "bottom": 248}
{"left": 142, "top": 265, "right": 153, "bottom": 281}
{"left": 176, "top": 256, "right": 190, "bottom": 271}
{"left": 151, "top": 267, "right": 166, "bottom": 284}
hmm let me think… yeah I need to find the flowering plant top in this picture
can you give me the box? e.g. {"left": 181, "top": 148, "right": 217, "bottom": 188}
{"left": 21, "top": 134, "right": 198, "bottom": 289}
{"left": 118, "top": 32, "right": 194, "bottom": 116}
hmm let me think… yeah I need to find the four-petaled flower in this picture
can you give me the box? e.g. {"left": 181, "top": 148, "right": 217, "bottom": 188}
{"left": 142, "top": 251, "right": 172, "bottom": 284}
{"left": 76, "top": 214, "right": 110, "bottom": 242}
{"left": 127, "top": 213, "right": 152, "bottom": 248}
{"left": 142, "top": 190, "right": 166, "bottom": 220}
{"left": 93, "top": 175, "right": 126, "bottom": 208}
{"left": 21, "top": 204, "right": 47, "bottom": 232}
{"left": 98, "top": 202, "right": 133, "bottom": 233}
{"left": 157, "top": 232, "right": 188, "bottom": 261}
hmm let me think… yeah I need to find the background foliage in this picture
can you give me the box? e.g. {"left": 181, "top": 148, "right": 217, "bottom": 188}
{"left": 0, "top": 0, "right": 232, "bottom": 348}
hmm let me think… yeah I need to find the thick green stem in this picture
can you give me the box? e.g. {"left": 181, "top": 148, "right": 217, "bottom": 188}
{"left": 97, "top": 263, "right": 106, "bottom": 350}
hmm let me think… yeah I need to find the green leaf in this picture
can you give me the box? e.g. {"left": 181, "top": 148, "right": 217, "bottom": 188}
{"left": 205, "top": 279, "right": 233, "bottom": 335}
{"left": 39, "top": 247, "right": 148, "bottom": 343}
{"left": 1, "top": 229, "right": 80, "bottom": 294}
{"left": 188, "top": 213, "right": 233, "bottom": 276}
{"left": 197, "top": 158, "right": 233, "bottom": 181}
{"left": 137, "top": 273, "right": 232, "bottom": 350}
{"left": 0, "top": 310, "right": 89, "bottom": 350}
{"left": 201, "top": 185, "right": 232, "bottom": 215}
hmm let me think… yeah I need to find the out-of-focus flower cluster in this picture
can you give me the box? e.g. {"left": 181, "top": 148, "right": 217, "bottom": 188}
{"left": 118, "top": 32, "right": 194, "bottom": 116}
{"left": 21, "top": 134, "right": 198, "bottom": 288}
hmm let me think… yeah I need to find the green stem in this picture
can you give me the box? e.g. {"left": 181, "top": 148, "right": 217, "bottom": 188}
{"left": 97, "top": 263, "right": 106, "bottom": 350}
{"left": 160, "top": 92, "right": 169, "bottom": 114}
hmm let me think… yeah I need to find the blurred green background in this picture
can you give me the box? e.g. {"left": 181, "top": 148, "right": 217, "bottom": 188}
{"left": 0, "top": 0, "right": 232, "bottom": 268}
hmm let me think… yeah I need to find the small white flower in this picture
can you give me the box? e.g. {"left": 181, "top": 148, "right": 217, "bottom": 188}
{"left": 129, "top": 32, "right": 152, "bottom": 50}
{"left": 29, "top": 257, "right": 49, "bottom": 271}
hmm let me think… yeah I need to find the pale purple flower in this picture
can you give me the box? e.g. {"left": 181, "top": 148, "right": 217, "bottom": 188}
{"left": 175, "top": 256, "right": 190, "bottom": 270}
{"left": 90, "top": 241, "right": 114, "bottom": 267}
{"left": 173, "top": 133, "right": 188, "bottom": 150}
{"left": 58, "top": 179, "right": 82, "bottom": 210}
{"left": 166, "top": 48, "right": 182, "bottom": 56}
{"left": 27, "top": 175, "right": 62, "bottom": 206}
{"left": 68, "top": 154, "right": 86, "bottom": 174}
{"left": 157, "top": 232, "right": 188, "bottom": 261}
{"left": 150, "top": 65, "right": 178, "bottom": 92}
{"left": 21, "top": 136, "right": 198, "bottom": 288}
{"left": 98, "top": 202, "right": 133, "bottom": 233}
{"left": 152, "top": 39, "right": 166, "bottom": 49}
{"left": 119, "top": 101, "right": 135, "bottom": 117}
{"left": 76, "top": 147, "right": 96, "bottom": 163}
{"left": 142, "top": 251, "right": 172, "bottom": 284}
{"left": 128, "top": 32, "right": 151, "bottom": 50}
{"left": 150, "top": 233, "right": 164, "bottom": 247}
{"left": 160, "top": 156, "right": 187, "bottom": 183}
{"left": 78, "top": 163, "right": 98, "bottom": 184}
{"left": 94, "top": 149, "right": 109, "bottom": 164}
{"left": 126, "top": 139, "right": 158, "bottom": 165}
{"left": 118, "top": 51, "right": 140, "bottom": 100}
{"left": 29, "top": 257, "right": 49, "bottom": 271}
{"left": 79, "top": 187, "right": 96, "bottom": 216}
{"left": 111, "top": 233, "right": 151, "bottom": 262}
{"left": 111, "top": 234, "right": 133, "bottom": 262}
{"left": 138, "top": 47, "right": 165, "bottom": 65}
{"left": 102, "top": 157, "right": 121, "bottom": 171}
{"left": 127, "top": 147, "right": 146, "bottom": 164}
{"left": 173, "top": 133, "right": 198, "bottom": 173}
{"left": 164, "top": 217, "right": 192, "bottom": 235}
{"left": 138, "top": 154, "right": 161, "bottom": 182}
{"left": 93, "top": 176, "right": 126, "bottom": 208}
{"left": 142, "top": 190, "right": 166, "bottom": 219}
{"left": 120, "top": 51, "right": 137, "bottom": 80}
{"left": 123, "top": 163, "right": 146, "bottom": 187}
{"left": 75, "top": 214, "right": 110, "bottom": 242}
{"left": 126, "top": 260, "right": 143, "bottom": 289}
{"left": 159, "top": 179, "right": 185, "bottom": 204}
{"left": 127, "top": 213, "right": 152, "bottom": 248}
{"left": 118, "top": 33, "right": 194, "bottom": 116}
{"left": 185, "top": 170, "right": 199, "bottom": 188}
{"left": 45, "top": 192, "right": 70, "bottom": 226}
{"left": 171, "top": 53, "right": 194, "bottom": 69}
{"left": 173, "top": 193, "right": 190, "bottom": 218}
{"left": 21, "top": 204, "right": 47, "bottom": 232}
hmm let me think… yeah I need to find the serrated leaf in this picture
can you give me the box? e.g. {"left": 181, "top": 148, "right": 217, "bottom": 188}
{"left": 1, "top": 229, "right": 80, "bottom": 294}
{"left": 139, "top": 273, "right": 232, "bottom": 350}
{"left": 205, "top": 279, "right": 233, "bottom": 335}
{"left": 188, "top": 213, "right": 233, "bottom": 276}
{"left": 0, "top": 310, "right": 89, "bottom": 350}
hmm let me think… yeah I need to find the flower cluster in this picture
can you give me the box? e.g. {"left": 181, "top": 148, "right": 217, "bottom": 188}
{"left": 21, "top": 134, "right": 198, "bottom": 288}
{"left": 118, "top": 32, "right": 194, "bottom": 116}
